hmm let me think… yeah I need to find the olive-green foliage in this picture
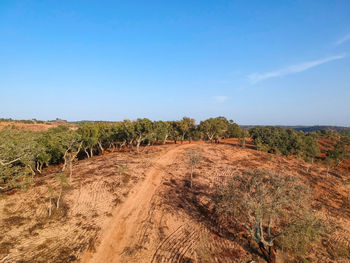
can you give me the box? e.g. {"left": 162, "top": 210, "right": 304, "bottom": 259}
{"left": 249, "top": 126, "right": 320, "bottom": 160}
{"left": 215, "top": 169, "right": 313, "bottom": 262}
{"left": 153, "top": 121, "right": 170, "bottom": 143}
{"left": 226, "top": 120, "right": 243, "bottom": 138}
{"left": 199, "top": 116, "right": 229, "bottom": 141}
{"left": 1, "top": 116, "right": 244, "bottom": 191}
{"left": 40, "top": 126, "right": 81, "bottom": 164}
{"left": 340, "top": 135, "right": 350, "bottom": 146}
{"left": 278, "top": 214, "right": 326, "bottom": 256}
{"left": 326, "top": 140, "right": 350, "bottom": 165}
{"left": 178, "top": 117, "right": 196, "bottom": 142}
{"left": 77, "top": 123, "right": 99, "bottom": 156}
{"left": 0, "top": 127, "right": 37, "bottom": 189}
{"left": 133, "top": 118, "right": 153, "bottom": 152}
{"left": 0, "top": 125, "right": 81, "bottom": 191}
{"left": 120, "top": 120, "right": 135, "bottom": 145}
{"left": 168, "top": 121, "right": 180, "bottom": 143}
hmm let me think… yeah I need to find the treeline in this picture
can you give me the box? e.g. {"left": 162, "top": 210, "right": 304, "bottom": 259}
{"left": 2, "top": 117, "right": 348, "bottom": 192}
{"left": 249, "top": 126, "right": 350, "bottom": 167}
{"left": 249, "top": 126, "right": 321, "bottom": 161}
{"left": 0, "top": 117, "right": 243, "bottom": 191}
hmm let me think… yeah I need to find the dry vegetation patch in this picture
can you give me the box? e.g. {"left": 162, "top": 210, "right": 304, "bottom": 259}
{"left": 0, "top": 144, "right": 170, "bottom": 262}
{"left": 151, "top": 143, "right": 350, "bottom": 262}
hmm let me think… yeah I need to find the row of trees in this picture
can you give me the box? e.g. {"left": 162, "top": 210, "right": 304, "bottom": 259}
{"left": 76, "top": 117, "right": 244, "bottom": 155}
{"left": 0, "top": 125, "right": 82, "bottom": 191}
{"left": 0, "top": 117, "right": 244, "bottom": 191}
{"left": 249, "top": 126, "right": 350, "bottom": 176}
{"left": 2, "top": 118, "right": 347, "bottom": 191}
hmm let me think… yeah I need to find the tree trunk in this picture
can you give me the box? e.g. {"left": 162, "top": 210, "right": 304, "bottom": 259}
{"left": 36, "top": 162, "right": 42, "bottom": 174}
{"left": 258, "top": 243, "right": 276, "bottom": 263}
{"left": 121, "top": 141, "right": 126, "bottom": 149}
{"left": 128, "top": 139, "right": 134, "bottom": 150}
{"left": 98, "top": 141, "right": 104, "bottom": 155}
{"left": 268, "top": 246, "right": 276, "bottom": 263}
{"left": 110, "top": 143, "right": 116, "bottom": 152}
{"left": 141, "top": 142, "right": 151, "bottom": 153}
{"left": 56, "top": 187, "right": 62, "bottom": 209}
{"left": 27, "top": 164, "right": 35, "bottom": 177}
{"left": 84, "top": 147, "right": 90, "bottom": 158}
{"left": 259, "top": 242, "right": 269, "bottom": 262}
{"left": 62, "top": 152, "right": 68, "bottom": 172}
{"left": 163, "top": 134, "right": 168, "bottom": 145}
{"left": 69, "top": 161, "right": 73, "bottom": 183}
{"left": 190, "top": 166, "right": 193, "bottom": 188}
{"left": 90, "top": 148, "right": 93, "bottom": 158}
{"left": 326, "top": 165, "right": 329, "bottom": 177}
{"left": 48, "top": 197, "right": 52, "bottom": 217}
{"left": 136, "top": 141, "right": 141, "bottom": 153}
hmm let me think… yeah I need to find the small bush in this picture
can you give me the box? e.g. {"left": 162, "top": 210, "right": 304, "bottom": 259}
{"left": 277, "top": 215, "right": 326, "bottom": 256}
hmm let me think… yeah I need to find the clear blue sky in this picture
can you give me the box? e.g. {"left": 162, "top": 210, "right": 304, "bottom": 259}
{"left": 1, "top": 0, "right": 349, "bottom": 125}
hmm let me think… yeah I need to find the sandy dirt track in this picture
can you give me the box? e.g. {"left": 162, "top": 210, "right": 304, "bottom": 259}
{"left": 82, "top": 144, "right": 193, "bottom": 263}
{"left": 81, "top": 141, "right": 350, "bottom": 263}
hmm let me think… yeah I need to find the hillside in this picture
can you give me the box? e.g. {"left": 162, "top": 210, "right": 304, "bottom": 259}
{"left": 1, "top": 141, "right": 349, "bottom": 262}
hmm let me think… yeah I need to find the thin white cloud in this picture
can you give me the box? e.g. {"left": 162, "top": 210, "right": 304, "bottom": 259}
{"left": 335, "top": 34, "right": 350, "bottom": 46}
{"left": 249, "top": 54, "right": 346, "bottom": 84}
{"left": 214, "top": 96, "right": 228, "bottom": 103}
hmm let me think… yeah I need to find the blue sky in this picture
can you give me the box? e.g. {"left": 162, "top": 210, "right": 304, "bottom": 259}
{"left": 1, "top": 0, "right": 349, "bottom": 125}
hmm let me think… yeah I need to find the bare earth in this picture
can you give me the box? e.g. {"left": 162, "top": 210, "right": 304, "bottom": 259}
{"left": 82, "top": 143, "right": 194, "bottom": 263}
{"left": 0, "top": 121, "right": 73, "bottom": 131}
{"left": 1, "top": 141, "right": 350, "bottom": 262}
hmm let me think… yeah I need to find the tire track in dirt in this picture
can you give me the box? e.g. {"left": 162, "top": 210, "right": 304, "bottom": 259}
{"left": 151, "top": 224, "right": 197, "bottom": 263}
{"left": 151, "top": 221, "right": 242, "bottom": 263}
{"left": 82, "top": 144, "right": 193, "bottom": 263}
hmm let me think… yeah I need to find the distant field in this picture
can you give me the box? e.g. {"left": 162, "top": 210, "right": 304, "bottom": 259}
{"left": 0, "top": 121, "right": 74, "bottom": 131}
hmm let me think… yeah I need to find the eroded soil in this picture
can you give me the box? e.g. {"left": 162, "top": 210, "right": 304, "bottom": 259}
{"left": 1, "top": 141, "right": 350, "bottom": 262}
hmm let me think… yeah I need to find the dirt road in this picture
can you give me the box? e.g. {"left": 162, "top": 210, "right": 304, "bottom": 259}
{"left": 82, "top": 144, "right": 192, "bottom": 263}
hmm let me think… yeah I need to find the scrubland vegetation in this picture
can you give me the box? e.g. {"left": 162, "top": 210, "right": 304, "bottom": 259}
{"left": 0, "top": 117, "right": 244, "bottom": 191}
{"left": 0, "top": 117, "right": 350, "bottom": 262}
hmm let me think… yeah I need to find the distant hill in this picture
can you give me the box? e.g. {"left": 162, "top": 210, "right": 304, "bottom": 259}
{"left": 286, "top": 126, "right": 350, "bottom": 133}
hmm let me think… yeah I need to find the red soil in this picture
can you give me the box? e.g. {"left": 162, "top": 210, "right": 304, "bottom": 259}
{"left": 0, "top": 141, "right": 349, "bottom": 262}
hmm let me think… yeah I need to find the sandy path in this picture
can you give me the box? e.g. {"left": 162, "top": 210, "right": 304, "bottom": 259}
{"left": 82, "top": 144, "right": 192, "bottom": 263}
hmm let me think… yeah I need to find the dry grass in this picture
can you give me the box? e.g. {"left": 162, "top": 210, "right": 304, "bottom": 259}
{"left": 0, "top": 144, "right": 170, "bottom": 262}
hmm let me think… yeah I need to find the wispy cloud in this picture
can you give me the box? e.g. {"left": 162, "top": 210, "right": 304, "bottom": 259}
{"left": 249, "top": 54, "right": 346, "bottom": 84}
{"left": 214, "top": 96, "right": 228, "bottom": 103}
{"left": 335, "top": 34, "right": 350, "bottom": 46}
